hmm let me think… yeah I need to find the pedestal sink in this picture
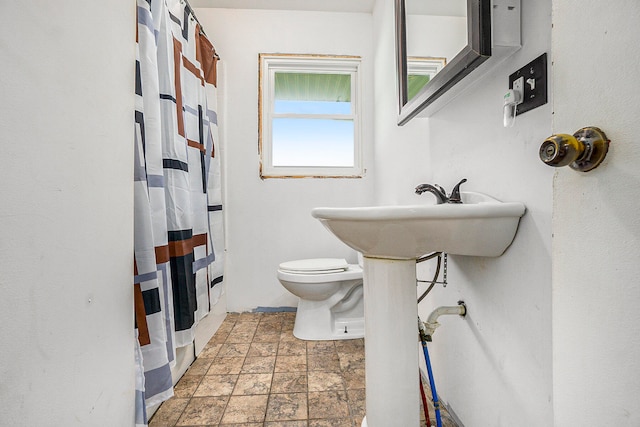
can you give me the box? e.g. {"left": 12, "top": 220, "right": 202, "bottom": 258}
{"left": 311, "top": 192, "right": 525, "bottom": 427}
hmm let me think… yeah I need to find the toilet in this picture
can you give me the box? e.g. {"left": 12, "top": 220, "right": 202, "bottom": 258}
{"left": 277, "top": 256, "right": 364, "bottom": 341}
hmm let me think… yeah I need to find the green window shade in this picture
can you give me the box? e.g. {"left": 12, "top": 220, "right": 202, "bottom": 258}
{"left": 274, "top": 72, "right": 351, "bottom": 102}
{"left": 407, "top": 74, "right": 431, "bottom": 101}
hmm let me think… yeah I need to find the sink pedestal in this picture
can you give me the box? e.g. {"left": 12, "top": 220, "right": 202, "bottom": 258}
{"left": 362, "top": 257, "right": 420, "bottom": 427}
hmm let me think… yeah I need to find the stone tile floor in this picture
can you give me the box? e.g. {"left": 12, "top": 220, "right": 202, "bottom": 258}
{"left": 149, "top": 312, "right": 457, "bottom": 427}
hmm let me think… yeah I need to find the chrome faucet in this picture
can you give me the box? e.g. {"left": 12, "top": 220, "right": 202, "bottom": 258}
{"left": 415, "top": 178, "right": 467, "bottom": 204}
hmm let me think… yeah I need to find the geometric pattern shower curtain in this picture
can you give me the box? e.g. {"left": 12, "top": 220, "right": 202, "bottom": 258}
{"left": 134, "top": 0, "right": 224, "bottom": 422}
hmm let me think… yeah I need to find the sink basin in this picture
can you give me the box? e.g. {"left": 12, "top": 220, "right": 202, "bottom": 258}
{"left": 312, "top": 192, "right": 526, "bottom": 259}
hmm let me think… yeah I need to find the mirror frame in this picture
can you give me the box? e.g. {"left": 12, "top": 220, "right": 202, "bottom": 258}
{"left": 396, "top": 0, "right": 492, "bottom": 125}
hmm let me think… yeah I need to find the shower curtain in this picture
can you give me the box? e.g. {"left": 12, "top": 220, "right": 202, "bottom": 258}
{"left": 134, "top": 0, "right": 224, "bottom": 422}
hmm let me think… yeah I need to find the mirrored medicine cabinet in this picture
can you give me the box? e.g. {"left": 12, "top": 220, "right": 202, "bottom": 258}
{"left": 396, "top": 0, "right": 521, "bottom": 125}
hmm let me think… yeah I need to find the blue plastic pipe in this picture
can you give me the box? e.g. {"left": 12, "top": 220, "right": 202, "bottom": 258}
{"left": 421, "top": 339, "right": 443, "bottom": 427}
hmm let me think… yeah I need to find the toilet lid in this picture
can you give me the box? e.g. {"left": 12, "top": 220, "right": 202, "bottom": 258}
{"left": 278, "top": 258, "right": 349, "bottom": 274}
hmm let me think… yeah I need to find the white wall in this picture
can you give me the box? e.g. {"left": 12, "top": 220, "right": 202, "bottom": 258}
{"left": 0, "top": 1, "right": 135, "bottom": 425}
{"left": 196, "top": 8, "right": 376, "bottom": 312}
{"left": 372, "top": 1, "right": 431, "bottom": 205}
{"left": 373, "top": 0, "right": 554, "bottom": 425}
{"left": 552, "top": 1, "right": 640, "bottom": 425}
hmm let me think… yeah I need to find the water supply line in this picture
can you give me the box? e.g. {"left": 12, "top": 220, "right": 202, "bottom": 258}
{"left": 422, "top": 301, "right": 467, "bottom": 342}
{"left": 416, "top": 251, "right": 441, "bottom": 264}
{"left": 417, "top": 253, "right": 442, "bottom": 303}
{"left": 419, "top": 318, "right": 443, "bottom": 427}
{"left": 417, "top": 253, "right": 449, "bottom": 303}
{"left": 419, "top": 375, "right": 432, "bottom": 427}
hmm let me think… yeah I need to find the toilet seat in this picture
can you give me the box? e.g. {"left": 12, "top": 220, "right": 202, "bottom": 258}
{"left": 277, "top": 259, "right": 362, "bottom": 284}
{"left": 278, "top": 258, "right": 349, "bottom": 275}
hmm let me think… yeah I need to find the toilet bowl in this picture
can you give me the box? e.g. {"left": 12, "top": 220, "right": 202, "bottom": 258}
{"left": 277, "top": 257, "right": 364, "bottom": 341}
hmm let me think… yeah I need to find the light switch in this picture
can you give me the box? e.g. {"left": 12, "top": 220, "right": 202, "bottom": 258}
{"left": 509, "top": 53, "right": 548, "bottom": 115}
{"left": 526, "top": 78, "right": 536, "bottom": 91}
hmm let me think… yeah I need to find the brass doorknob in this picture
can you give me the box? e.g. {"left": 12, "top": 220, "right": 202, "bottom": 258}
{"left": 539, "top": 126, "right": 610, "bottom": 172}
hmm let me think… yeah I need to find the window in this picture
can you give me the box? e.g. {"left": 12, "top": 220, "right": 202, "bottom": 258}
{"left": 259, "top": 54, "right": 363, "bottom": 178}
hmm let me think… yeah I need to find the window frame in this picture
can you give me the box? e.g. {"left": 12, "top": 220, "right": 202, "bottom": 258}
{"left": 259, "top": 53, "right": 363, "bottom": 178}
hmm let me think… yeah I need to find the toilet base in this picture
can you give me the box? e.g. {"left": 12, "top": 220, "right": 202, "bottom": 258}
{"left": 293, "top": 316, "right": 364, "bottom": 341}
{"left": 292, "top": 296, "right": 364, "bottom": 341}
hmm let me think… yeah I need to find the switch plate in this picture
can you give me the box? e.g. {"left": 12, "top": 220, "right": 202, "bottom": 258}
{"left": 509, "top": 53, "right": 548, "bottom": 115}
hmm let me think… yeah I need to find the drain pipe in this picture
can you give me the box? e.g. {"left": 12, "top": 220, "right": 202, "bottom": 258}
{"left": 422, "top": 301, "right": 467, "bottom": 342}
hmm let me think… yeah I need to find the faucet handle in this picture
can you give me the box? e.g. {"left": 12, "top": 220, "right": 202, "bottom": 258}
{"left": 447, "top": 178, "right": 467, "bottom": 204}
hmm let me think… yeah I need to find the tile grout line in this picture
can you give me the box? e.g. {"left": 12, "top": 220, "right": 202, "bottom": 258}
{"left": 307, "top": 347, "right": 311, "bottom": 424}
{"left": 217, "top": 315, "right": 242, "bottom": 427}
{"left": 262, "top": 316, "right": 281, "bottom": 426}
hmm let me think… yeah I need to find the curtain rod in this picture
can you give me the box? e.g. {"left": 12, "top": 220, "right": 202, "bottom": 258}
{"left": 182, "top": 0, "right": 221, "bottom": 60}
